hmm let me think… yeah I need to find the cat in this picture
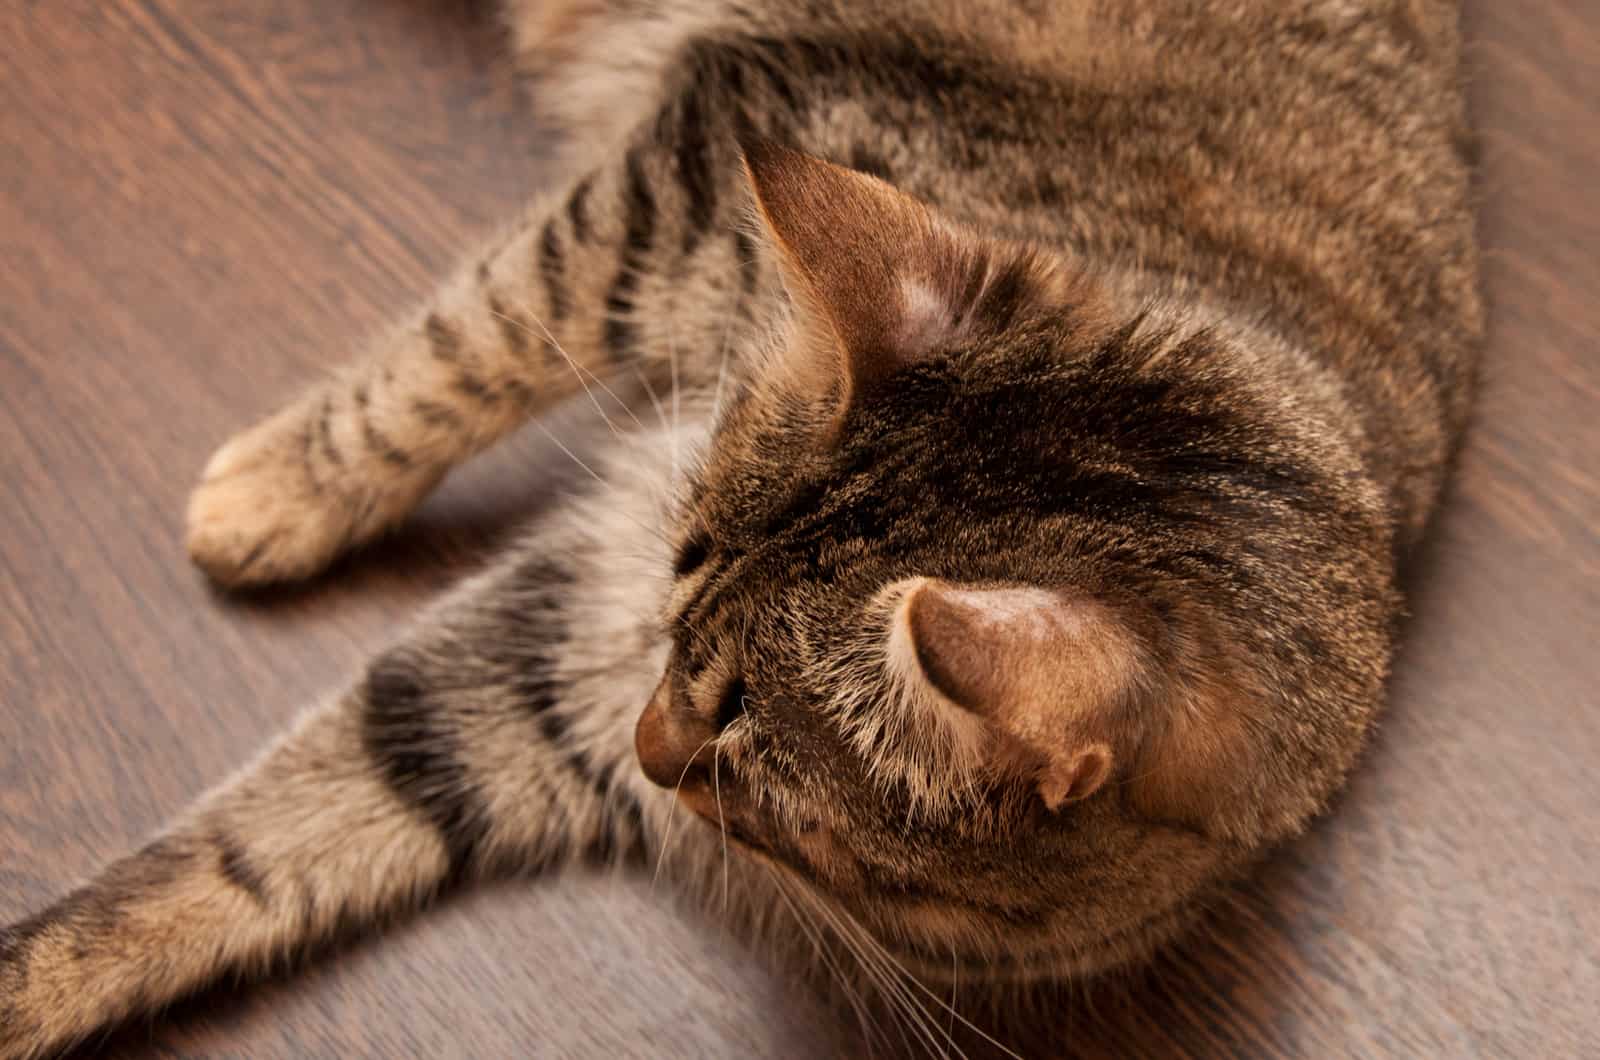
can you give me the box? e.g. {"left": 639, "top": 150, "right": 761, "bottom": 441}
{"left": 0, "top": 0, "right": 1481, "bottom": 1056}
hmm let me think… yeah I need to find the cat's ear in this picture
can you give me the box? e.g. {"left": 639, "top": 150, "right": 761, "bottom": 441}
{"left": 741, "top": 140, "right": 1018, "bottom": 401}
{"left": 894, "top": 579, "right": 1142, "bottom": 809}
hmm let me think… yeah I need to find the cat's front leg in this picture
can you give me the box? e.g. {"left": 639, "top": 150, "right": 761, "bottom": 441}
{"left": 0, "top": 503, "right": 677, "bottom": 1059}
{"left": 187, "top": 99, "right": 771, "bottom": 589}
{"left": 184, "top": 211, "right": 573, "bottom": 587}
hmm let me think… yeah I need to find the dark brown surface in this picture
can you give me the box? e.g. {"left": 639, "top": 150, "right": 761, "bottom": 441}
{"left": 2, "top": 1, "right": 1596, "bottom": 1057}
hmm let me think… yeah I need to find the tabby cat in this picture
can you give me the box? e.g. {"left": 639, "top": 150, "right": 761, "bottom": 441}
{"left": 0, "top": 0, "right": 1481, "bottom": 1055}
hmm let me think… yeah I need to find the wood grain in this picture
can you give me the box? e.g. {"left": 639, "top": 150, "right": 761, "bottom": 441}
{"left": 2, "top": 1, "right": 1595, "bottom": 1056}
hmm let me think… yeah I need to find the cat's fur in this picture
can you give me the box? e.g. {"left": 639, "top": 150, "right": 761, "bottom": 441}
{"left": 0, "top": 0, "right": 1480, "bottom": 1055}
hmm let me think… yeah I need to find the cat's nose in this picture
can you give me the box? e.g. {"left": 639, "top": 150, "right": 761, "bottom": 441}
{"left": 635, "top": 675, "right": 718, "bottom": 790}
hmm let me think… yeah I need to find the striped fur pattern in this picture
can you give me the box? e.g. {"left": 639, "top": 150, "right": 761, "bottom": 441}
{"left": 2, "top": 0, "right": 1480, "bottom": 1055}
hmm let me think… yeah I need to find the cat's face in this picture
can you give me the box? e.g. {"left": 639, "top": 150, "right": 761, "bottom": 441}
{"left": 636, "top": 144, "right": 1395, "bottom": 981}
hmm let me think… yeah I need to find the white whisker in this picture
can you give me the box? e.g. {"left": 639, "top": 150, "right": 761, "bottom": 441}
{"left": 837, "top": 902, "right": 1020, "bottom": 1060}
{"left": 803, "top": 885, "right": 950, "bottom": 1059}
{"left": 633, "top": 363, "right": 671, "bottom": 434}
{"left": 712, "top": 743, "right": 730, "bottom": 914}
{"left": 651, "top": 732, "right": 722, "bottom": 889}
{"left": 767, "top": 869, "right": 885, "bottom": 1056}
{"left": 781, "top": 868, "right": 1025, "bottom": 1060}
{"left": 526, "top": 420, "right": 675, "bottom": 549}
{"left": 489, "top": 305, "right": 646, "bottom": 438}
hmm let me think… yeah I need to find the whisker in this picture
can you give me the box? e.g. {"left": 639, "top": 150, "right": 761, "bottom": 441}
{"left": 493, "top": 304, "right": 636, "bottom": 440}
{"left": 949, "top": 942, "right": 958, "bottom": 1042}
{"left": 836, "top": 904, "right": 1019, "bottom": 1060}
{"left": 842, "top": 920, "right": 962, "bottom": 1060}
{"left": 672, "top": 611, "right": 720, "bottom": 658}
{"left": 767, "top": 869, "right": 885, "bottom": 1057}
{"left": 803, "top": 886, "right": 949, "bottom": 1059}
{"left": 783, "top": 868, "right": 1021, "bottom": 1060}
{"left": 528, "top": 420, "right": 610, "bottom": 486}
{"left": 633, "top": 363, "right": 671, "bottom": 434}
{"left": 526, "top": 421, "right": 675, "bottom": 549}
{"left": 780, "top": 876, "right": 912, "bottom": 1058}
{"left": 651, "top": 732, "right": 722, "bottom": 888}
{"left": 712, "top": 741, "right": 730, "bottom": 914}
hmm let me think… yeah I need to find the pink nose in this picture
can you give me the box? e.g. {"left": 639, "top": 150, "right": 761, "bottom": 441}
{"left": 635, "top": 676, "right": 718, "bottom": 790}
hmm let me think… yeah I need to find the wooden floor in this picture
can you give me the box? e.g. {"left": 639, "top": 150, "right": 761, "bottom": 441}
{"left": 2, "top": 2, "right": 1596, "bottom": 1056}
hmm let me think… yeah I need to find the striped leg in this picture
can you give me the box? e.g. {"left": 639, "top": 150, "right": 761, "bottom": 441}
{"left": 0, "top": 536, "right": 663, "bottom": 1060}
{"left": 184, "top": 189, "right": 625, "bottom": 588}
{"left": 185, "top": 53, "right": 777, "bottom": 588}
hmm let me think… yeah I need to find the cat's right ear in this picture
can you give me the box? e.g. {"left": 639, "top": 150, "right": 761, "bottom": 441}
{"left": 740, "top": 140, "right": 1030, "bottom": 411}
{"left": 889, "top": 578, "right": 1142, "bottom": 810}
{"left": 892, "top": 577, "right": 1271, "bottom": 832}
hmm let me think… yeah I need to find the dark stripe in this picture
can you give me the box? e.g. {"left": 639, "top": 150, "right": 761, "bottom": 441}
{"left": 480, "top": 557, "right": 574, "bottom": 715}
{"left": 488, "top": 294, "right": 536, "bottom": 366}
{"left": 362, "top": 418, "right": 411, "bottom": 468}
{"left": 452, "top": 371, "right": 495, "bottom": 405}
{"left": 473, "top": 557, "right": 644, "bottom": 863}
{"left": 875, "top": 873, "right": 1053, "bottom": 931}
{"left": 296, "top": 889, "right": 319, "bottom": 948}
{"left": 234, "top": 533, "right": 279, "bottom": 579}
{"left": 412, "top": 400, "right": 463, "bottom": 430}
{"left": 743, "top": 43, "right": 802, "bottom": 113}
{"left": 537, "top": 218, "right": 570, "bottom": 322}
{"left": 316, "top": 396, "right": 343, "bottom": 467}
{"left": 530, "top": 702, "right": 645, "bottom": 865}
{"left": 673, "top": 84, "right": 717, "bottom": 254}
{"left": 214, "top": 833, "right": 270, "bottom": 908}
{"left": 603, "top": 148, "right": 658, "bottom": 363}
{"left": 566, "top": 174, "right": 594, "bottom": 244}
{"left": 592, "top": 790, "right": 648, "bottom": 864}
{"left": 298, "top": 422, "right": 318, "bottom": 486}
{"left": 973, "top": 257, "right": 1035, "bottom": 332}
{"left": 362, "top": 651, "right": 491, "bottom": 877}
{"left": 425, "top": 312, "right": 463, "bottom": 363}
{"left": 502, "top": 376, "right": 536, "bottom": 408}
{"left": 672, "top": 533, "right": 710, "bottom": 576}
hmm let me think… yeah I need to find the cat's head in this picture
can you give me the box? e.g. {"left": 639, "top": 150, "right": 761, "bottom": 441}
{"left": 636, "top": 143, "right": 1396, "bottom": 981}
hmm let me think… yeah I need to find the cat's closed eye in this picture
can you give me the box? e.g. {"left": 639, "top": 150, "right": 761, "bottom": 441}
{"left": 715, "top": 674, "right": 749, "bottom": 733}
{"left": 674, "top": 532, "right": 711, "bottom": 576}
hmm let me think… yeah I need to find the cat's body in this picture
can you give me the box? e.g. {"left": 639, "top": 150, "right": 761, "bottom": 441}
{"left": 0, "top": 1, "right": 1479, "bottom": 1056}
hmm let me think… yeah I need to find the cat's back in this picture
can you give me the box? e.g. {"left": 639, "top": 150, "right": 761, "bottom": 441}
{"left": 901, "top": 0, "right": 1482, "bottom": 543}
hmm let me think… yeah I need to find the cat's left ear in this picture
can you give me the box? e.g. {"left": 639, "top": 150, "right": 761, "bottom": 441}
{"left": 892, "top": 579, "right": 1142, "bottom": 809}
{"left": 741, "top": 140, "right": 1040, "bottom": 404}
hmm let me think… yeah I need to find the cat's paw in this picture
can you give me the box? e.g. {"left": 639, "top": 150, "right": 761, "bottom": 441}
{"left": 185, "top": 402, "right": 426, "bottom": 588}
{"left": 185, "top": 407, "right": 354, "bottom": 586}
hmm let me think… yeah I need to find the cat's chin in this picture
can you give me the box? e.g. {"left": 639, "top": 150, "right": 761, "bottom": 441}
{"left": 846, "top": 890, "right": 1210, "bottom": 990}
{"left": 672, "top": 784, "right": 1207, "bottom": 989}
